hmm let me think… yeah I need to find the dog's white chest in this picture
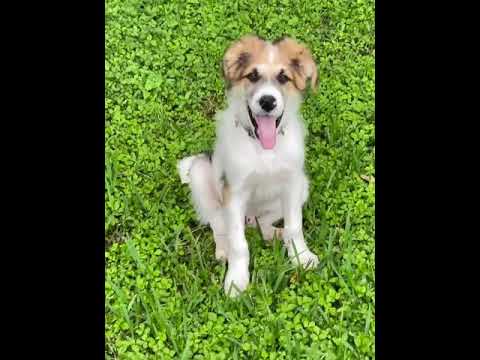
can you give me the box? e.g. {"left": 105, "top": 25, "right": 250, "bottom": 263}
{"left": 249, "top": 150, "right": 290, "bottom": 178}
{"left": 244, "top": 151, "right": 291, "bottom": 199}
{"left": 256, "top": 152, "right": 277, "bottom": 173}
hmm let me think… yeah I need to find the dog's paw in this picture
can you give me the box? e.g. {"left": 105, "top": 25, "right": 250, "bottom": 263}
{"left": 224, "top": 267, "right": 249, "bottom": 297}
{"left": 215, "top": 247, "right": 228, "bottom": 262}
{"left": 291, "top": 250, "right": 319, "bottom": 270}
{"left": 177, "top": 156, "right": 197, "bottom": 184}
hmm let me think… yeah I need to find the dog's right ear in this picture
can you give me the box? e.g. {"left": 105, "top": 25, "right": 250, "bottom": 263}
{"left": 222, "top": 35, "right": 265, "bottom": 83}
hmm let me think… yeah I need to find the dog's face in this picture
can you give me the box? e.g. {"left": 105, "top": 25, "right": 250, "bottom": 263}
{"left": 223, "top": 36, "right": 317, "bottom": 149}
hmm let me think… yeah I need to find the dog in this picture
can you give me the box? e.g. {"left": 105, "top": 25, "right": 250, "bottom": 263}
{"left": 178, "top": 35, "right": 319, "bottom": 297}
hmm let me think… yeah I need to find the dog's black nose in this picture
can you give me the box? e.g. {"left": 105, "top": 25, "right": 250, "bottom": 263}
{"left": 259, "top": 95, "right": 277, "bottom": 112}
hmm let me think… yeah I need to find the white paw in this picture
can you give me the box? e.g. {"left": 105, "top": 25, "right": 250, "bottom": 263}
{"left": 224, "top": 266, "right": 249, "bottom": 297}
{"left": 177, "top": 155, "right": 197, "bottom": 184}
{"left": 215, "top": 247, "right": 228, "bottom": 262}
{"left": 291, "top": 250, "right": 319, "bottom": 269}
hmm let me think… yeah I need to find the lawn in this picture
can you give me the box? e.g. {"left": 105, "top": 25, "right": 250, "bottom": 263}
{"left": 105, "top": 0, "right": 375, "bottom": 359}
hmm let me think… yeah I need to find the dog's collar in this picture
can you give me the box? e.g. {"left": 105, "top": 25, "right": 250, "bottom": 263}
{"left": 243, "top": 125, "right": 256, "bottom": 139}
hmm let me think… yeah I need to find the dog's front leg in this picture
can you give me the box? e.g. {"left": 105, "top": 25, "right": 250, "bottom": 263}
{"left": 281, "top": 175, "right": 319, "bottom": 269}
{"left": 224, "top": 189, "right": 250, "bottom": 297}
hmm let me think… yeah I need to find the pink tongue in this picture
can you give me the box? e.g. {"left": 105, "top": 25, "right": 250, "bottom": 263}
{"left": 256, "top": 116, "right": 276, "bottom": 149}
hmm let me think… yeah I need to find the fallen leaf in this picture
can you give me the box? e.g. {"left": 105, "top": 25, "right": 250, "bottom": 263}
{"left": 360, "top": 175, "right": 375, "bottom": 183}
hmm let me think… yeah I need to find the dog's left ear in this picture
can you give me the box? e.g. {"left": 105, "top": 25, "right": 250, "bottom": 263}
{"left": 223, "top": 35, "right": 266, "bottom": 83}
{"left": 275, "top": 37, "right": 318, "bottom": 92}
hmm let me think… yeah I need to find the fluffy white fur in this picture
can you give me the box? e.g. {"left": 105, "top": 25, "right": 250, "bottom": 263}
{"left": 177, "top": 42, "right": 319, "bottom": 297}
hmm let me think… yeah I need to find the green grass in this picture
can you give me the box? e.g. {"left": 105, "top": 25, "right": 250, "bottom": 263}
{"left": 105, "top": 0, "right": 375, "bottom": 359}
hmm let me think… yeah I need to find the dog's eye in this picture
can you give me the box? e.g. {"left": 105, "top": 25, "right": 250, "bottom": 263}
{"left": 246, "top": 69, "right": 260, "bottom": 83}
{"left": 277, "top": 70, "right": 290, "bottom": 85}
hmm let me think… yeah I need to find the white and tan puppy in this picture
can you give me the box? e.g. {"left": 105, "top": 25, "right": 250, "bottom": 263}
{"left": 178, "top": 35, "right": 319, "bottom": 297}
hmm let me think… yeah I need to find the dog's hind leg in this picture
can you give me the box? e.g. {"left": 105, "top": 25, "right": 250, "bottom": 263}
{"left": 177, "top": 154, "right": 228, "bottom": 261}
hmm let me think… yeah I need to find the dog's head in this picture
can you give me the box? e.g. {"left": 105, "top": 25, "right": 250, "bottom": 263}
{"left": 223, "top": 35, "right": 317, "bottom": 149}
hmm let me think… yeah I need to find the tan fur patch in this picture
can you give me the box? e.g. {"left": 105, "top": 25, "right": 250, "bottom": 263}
{"left": 223, "top": 36, "right": 267, "bottom": 83}
{"left": 274, "top": 37, "right": 318, "bottom": 91}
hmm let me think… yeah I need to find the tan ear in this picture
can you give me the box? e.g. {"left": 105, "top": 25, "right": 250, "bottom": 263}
{"left": 223, "top": 35, "right": 266, "bottom": 83}
{"left": 275, "top": 37, "right": 318, "bottom": 91}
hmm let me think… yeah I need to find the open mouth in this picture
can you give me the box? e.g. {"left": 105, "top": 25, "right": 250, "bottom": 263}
{"left": 247, "top": 105, "right": 283, "bottom": 150}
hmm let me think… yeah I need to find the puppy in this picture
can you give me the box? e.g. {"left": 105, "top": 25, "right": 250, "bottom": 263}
{"left": 178, "top": 35, "right": 319, "bottom": 296}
